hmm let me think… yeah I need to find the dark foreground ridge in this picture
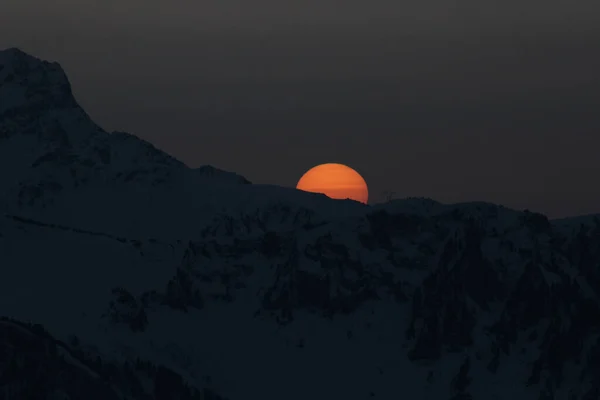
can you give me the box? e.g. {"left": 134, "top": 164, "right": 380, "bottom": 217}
{"left": 0, "top": 317, "right": 228, "bottom": 399}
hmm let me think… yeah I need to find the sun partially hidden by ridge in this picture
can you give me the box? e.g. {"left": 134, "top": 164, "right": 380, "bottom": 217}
{"left": 296, "top": 163, "right": 369, "bottom": 204}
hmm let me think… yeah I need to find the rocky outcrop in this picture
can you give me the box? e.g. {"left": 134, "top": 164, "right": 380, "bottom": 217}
{"left": 0, "top": 317, "right": 227, "bottom": 400}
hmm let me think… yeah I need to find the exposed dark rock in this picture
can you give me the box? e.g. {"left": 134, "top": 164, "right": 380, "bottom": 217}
{"left": 106, "top": 288, "right": 149, "bottom": 332}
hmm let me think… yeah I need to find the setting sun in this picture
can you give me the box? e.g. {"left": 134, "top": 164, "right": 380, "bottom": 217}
{"left": 296, "top": 163, "right": 369, "bottom": 204}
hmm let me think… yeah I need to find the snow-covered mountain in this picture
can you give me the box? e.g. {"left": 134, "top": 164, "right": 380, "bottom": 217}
{"left": 1, "top": 48, "right": 599, "bottom": 400}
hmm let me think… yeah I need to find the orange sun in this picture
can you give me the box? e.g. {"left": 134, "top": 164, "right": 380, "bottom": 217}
{"left": 296, "top": 163, "right": 369, "bottom": 204}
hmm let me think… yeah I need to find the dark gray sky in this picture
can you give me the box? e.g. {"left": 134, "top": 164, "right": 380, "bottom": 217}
{"left": 2, "top": 0, "right": 600, "bottom": 217}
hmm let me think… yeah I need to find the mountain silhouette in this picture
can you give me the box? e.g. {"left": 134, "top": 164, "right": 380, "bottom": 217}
{"left": 1, "top": 48, "right": 599, "bottom": 400}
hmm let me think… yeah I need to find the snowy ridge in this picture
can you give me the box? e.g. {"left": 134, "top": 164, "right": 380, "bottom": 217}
{"left": 0, "top": 48, "right": 249, "bottom": 218}
{"left": 1, "top": 48, "right": 600, "bottom": 400}
{"left": 191, "top": 165, "right": 251, "bottom": 184}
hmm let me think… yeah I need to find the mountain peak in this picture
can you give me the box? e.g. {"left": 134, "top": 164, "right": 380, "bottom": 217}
{"left": 1, "top": 47, "right": 32, "bottom": 59}
{"left": 0, "top": 47, "right": 77, "bottom": 117}
{"left": 0, "top": 49, "right": 251, "bottom": 214}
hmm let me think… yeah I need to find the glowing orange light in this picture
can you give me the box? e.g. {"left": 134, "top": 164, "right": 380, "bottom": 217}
{"left": 296, "top": 163, "right": 368, "bottom": 204}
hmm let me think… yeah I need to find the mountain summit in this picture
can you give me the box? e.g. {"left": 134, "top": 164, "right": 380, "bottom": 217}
{"left": 1, "top": 48, "right": 599, "bottom": 400}
{"left": 0, "top": 48, "right": 254, "bottom": 234}
{"left": 0, "top": 47, "right": 77, "bottom": 115}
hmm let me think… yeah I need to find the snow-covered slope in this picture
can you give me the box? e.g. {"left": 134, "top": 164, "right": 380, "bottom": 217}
{"left": 1, "top": 48, "right": 600, "bottom": 400}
